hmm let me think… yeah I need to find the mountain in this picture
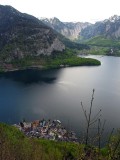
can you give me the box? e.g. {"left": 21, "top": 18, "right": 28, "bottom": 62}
{"left": 0, "top": 5, "right": 66, "bottom": 62}
{"left": 80, "top": 15, "right": 120, "bottom": 40}
{"left": 41, "top": 17, "right": 90, "bottom": 40}
{"left": 0, "top": 5, "right": 89, "bottom": 62}
{"left": 79, "top": 15, "right": 120, "bottom": 56}
{"left": 41, "top": 16, "right": 120, "bottom": 43}
{"left": 0, "top": 5, "right": 93, "bottom": 71}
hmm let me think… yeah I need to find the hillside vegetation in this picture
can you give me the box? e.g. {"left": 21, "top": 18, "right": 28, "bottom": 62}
{"left": 0, "top": 49, "right": 101, "bottom": 72}
{"left": 0, "top": 123, "right": 82, "bottom": 160}
{"left": 79, "top": 36, "right": 120, "bottom": 56}
{"left": 85, "top": 36, "right": 120, "bottom": 48}
{"left": 0, "top": 123, "right": 120, "bottom": 160}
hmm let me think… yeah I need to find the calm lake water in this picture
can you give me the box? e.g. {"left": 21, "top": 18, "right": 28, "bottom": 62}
{"left": 0, "top": 55, "right": 120, "bottom": 140}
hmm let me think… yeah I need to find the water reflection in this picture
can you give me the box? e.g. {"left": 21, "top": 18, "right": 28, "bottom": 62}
{"left": 0, "top": 69, "right": 62, "bottom": 84}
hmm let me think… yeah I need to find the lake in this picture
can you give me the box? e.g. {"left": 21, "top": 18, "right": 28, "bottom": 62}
{"left": 0, "top": 55, "right": 120, "bottom": 142}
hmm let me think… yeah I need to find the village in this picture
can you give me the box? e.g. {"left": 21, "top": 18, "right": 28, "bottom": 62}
{"left": 13, "top": 119, "right": 78, "bottom": 142}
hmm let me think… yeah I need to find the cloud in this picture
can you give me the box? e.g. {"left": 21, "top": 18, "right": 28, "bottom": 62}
{"left": 1, "top": 0, "right": 120, "bottom": 22}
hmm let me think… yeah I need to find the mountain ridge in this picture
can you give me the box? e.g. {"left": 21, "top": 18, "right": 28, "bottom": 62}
{"left": 80, "top": 15, "right": 120, "bottom": 40}
{"left": 41, "top": 17, "right": 91, "bottom": 40}
{"left": 41, "top": 15, "right": 120, "bottom": 42}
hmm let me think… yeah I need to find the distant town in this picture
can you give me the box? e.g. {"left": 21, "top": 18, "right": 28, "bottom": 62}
{"left": 13, "top": 119, "right": 78, "bottom": 142}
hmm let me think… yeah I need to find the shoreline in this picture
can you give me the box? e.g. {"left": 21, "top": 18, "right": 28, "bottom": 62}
{"left": 0, "top": 60, "right": 101, "bottom": 73}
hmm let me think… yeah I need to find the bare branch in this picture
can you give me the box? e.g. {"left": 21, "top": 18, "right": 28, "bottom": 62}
{"left": 90, "top": 118, "right": 99, "bottom": 126}
{"left": 91, "top": 109, "right": 102, "bottom": 122}
{"left": 81, "top": 102, "right": 88, "bottom": 123}
{"left": 100, "top": 120, "right": 106, "bottom": 136}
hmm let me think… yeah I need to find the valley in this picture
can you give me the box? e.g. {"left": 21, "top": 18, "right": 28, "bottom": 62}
{"left": 41, "top": 15, "right": 120, "bottom": 57}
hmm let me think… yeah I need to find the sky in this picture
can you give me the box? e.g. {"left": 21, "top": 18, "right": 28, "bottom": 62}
{"left": 1, "top": 0, "right": 120, "bottom": 23}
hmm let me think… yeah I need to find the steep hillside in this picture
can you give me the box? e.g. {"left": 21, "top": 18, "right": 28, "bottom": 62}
{"left": 41, "top": 17, "right": 90, "bottom": 40}
{"left": 0, "top": 5, "right": 65, "bottom": 62}
{"left": 0, "top": 123, "right": 80, "bottom": 160}
{"left": 0, "top": 5, "right": 89, "bottom": 61}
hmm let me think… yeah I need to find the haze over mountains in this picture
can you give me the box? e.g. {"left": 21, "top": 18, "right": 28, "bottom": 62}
{"left": 41, "top": 15, "right": 120, "bottom": 41}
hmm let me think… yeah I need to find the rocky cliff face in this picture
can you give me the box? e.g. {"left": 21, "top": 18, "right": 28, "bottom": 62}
{"left": 0, "top": 5, "right": 65, "bottom": 62}
{"left": 36, "top": 38, "right": 65, "bottom": 55}
{"left": 41, "top": 17, "right": 90, "bottom": 40}
{"left": 80, "top": 15, "right": 120, "bottom": 40}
